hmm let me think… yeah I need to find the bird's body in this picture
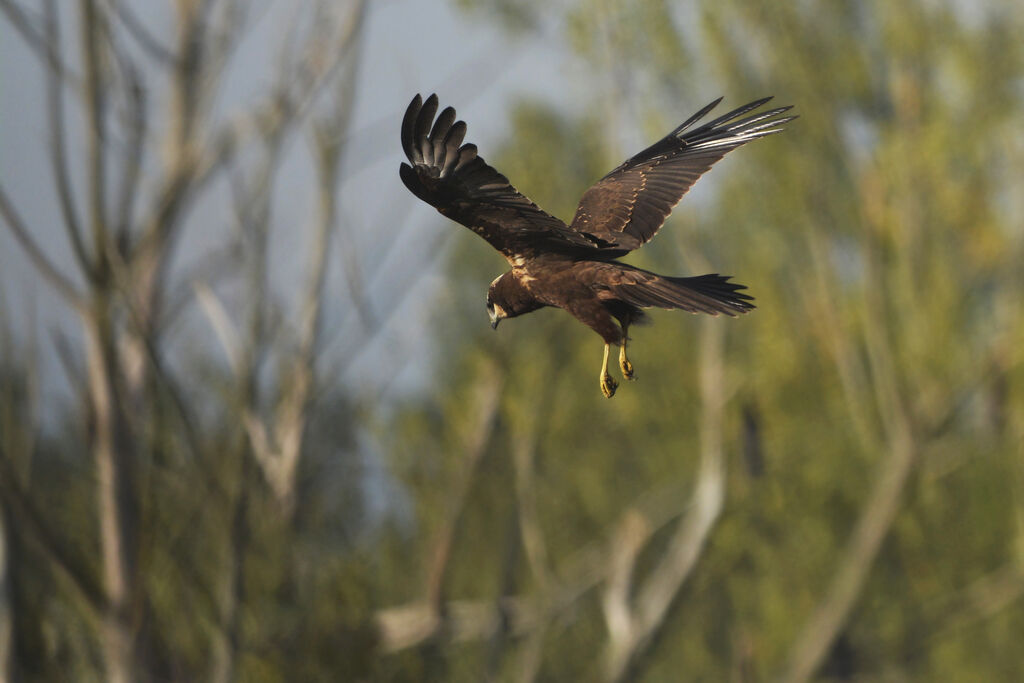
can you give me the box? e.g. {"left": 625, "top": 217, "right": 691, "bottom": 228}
{"left": 400, "top": 93, "right": 795, "bottom": 397}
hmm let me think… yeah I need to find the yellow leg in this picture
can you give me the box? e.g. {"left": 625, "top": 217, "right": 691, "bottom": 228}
{"left": 619, "top": 327, "right": 635, "bottom": 380}
{"left": 600, "top": 343, "right": 618, "bottom": 398}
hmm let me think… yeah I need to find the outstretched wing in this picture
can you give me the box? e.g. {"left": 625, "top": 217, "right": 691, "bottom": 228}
{"left": 569, "top": 97, "right": 796, "bottom": 253}
{"left": 400, "top": 94, "right": 607, "bottom": 264}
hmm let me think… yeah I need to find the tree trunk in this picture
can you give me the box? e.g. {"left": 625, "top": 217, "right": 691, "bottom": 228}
{"left": 0, "top": 505, "right": 11, "bottom": 683}
{"left": 84, "top": 306, "right": 139, "bottom": 683}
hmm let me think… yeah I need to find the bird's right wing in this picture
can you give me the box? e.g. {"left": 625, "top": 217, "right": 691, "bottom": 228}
{"left": 400, "top": 94, "right": 608, "bottom": 264}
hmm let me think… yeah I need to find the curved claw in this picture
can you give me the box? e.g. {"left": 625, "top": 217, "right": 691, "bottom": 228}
{"left": 619, "top": 327, "right": 635, "bottom": 381}
{"left": 619, "top": 353, "right": 635, "bottom": 381}
{"left": 600, "top": 343, "right": 618, "bottom": 398}
{"left": 601, "top": 373, "right": 618, "bottom": 398}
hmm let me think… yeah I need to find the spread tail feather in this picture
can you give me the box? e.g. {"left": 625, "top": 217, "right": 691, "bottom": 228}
{"left": 609, "top": 272, "right": 755, "bottom": 317}
{"left": 667, "top": 273, "right": 755, "bottom": 316}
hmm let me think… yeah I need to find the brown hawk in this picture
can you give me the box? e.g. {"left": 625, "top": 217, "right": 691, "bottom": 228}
{"left": 400, "top": 93, "right": 794, "bottom": 397}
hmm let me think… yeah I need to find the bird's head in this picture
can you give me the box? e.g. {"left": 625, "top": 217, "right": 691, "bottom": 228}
{"left": 486, "top": 274, "right": 511, "bottom": 330}
{"left": 486, "top": 300, "right": 507, "bottom": 330}
{"left": 486, "top": 272, "right": 545, "bottom": 330}
{"left": 486, "top": 271, "right": 544, "bottom": 330}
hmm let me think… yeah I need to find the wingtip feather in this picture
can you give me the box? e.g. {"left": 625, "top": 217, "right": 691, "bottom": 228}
{"left": 454, "top": 143, "right": 478, "bottom": 173}
{"left": 672, "top": 96, "right": 724, "bottom": 136}
{"left": 403, "top": 93, "right": 480, "bottom": 178}
{"left": 429, "top": 106, "right": 457, "bottom": 168}
{"left": 441, "top": 120, "right": 467, "bottom": 177}
{"left": 401, "top": 94, "right": 424, "bottom": 162}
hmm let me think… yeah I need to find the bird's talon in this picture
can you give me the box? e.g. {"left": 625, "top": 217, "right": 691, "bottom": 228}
{"left": 601, "top": 373, "right": 618, "bottom": 398}
{"left": 618, "top": 341, "right": 635, "bottom": 381}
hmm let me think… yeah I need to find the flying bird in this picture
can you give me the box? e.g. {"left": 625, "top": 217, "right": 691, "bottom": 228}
{"left": 400, "top": 93, "right": 794, "bottom": 397}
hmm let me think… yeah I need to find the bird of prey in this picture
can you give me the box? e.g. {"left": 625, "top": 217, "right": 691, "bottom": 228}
{"left": 400, "top": 93, "right": 794, "bottom": 397}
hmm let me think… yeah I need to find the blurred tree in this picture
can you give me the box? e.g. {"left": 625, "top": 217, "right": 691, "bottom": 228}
{"left": 0, "top": 0, "right": 390, "bottom": 681}
{"left": 380, "top": 0, "right": 1024, "bottom": 681}
{"left": 1, "top": 0, "right": 1022, "bottom": 681}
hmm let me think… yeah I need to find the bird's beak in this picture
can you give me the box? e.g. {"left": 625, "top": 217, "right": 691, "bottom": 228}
{"left": 489, "top": 309, "right": 500, "bottom": 330}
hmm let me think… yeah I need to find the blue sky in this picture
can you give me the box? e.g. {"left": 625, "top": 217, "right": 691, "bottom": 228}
{"left": 0, "top": 0, "right": 581, "bottom": 405}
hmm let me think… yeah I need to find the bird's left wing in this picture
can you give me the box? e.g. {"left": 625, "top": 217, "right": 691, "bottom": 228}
{"left": 569, "top": 97, "right": 796, "bottom": 253}
{"left": 400, "top": 94, "right": 607, "bottom": 264}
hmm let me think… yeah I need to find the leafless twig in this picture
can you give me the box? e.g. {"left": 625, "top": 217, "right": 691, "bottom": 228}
{"left": 0, "top": 187, "right": 83, "bottom": 307}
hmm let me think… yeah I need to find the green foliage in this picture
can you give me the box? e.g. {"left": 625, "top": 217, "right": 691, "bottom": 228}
{"left": 384, "top": 0, "right": 1024, "bottom": 680}
{"left": 3, "top": 0, "right": 1023, "bottom": 681}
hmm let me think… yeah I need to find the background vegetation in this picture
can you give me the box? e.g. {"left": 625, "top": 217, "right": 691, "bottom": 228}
{"left": 1, "top": 0, "right": 1022, "bottom": 681}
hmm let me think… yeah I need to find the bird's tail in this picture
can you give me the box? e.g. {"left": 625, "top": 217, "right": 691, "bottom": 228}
{"left": 610, "top": 272, "right": 755, "bottom": 317}
{"left": 670, "top": 274, "right": 755, "bottom": 316}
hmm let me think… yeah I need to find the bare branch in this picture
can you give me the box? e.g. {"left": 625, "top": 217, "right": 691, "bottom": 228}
{"left": 194, "top": 283, "right": 243, "bottom": 377}
{"left": 376, "top": 477, "right": 705, "bottom": 655}
{"left": 51, "top": 326, "right": 87, "bottom": 393}
{"left": 206, "top": 0, "right": 376, "bottom": 509}
{"left": 601, "top": 509, "right": 651, "bottom": 654}
{"left": 376, "top": 597, "right": 540, "bottom": 654}
{"left": 109, "top": 35, "right": 148, "bottom": 246}
{"left": 110, "top": 0, "right": 177, "bottom": 65}
{"left": 43, "top": 0, "right": 94, "bottom": 278}
{"left": 248, "top": 0, "right": 372, "bottom": 508}
{"left": 81, "top": 298, "right": 143, "bottom": 683}
{"left": 262, "top": 93, "right": 359, "bottom": 495}
{"left": 317, "top": 227, "right": 453, "bottom": 389}
{"left": 0, "top": 186, "right": 84, "bottom": 306}
{"left": 159, "top": 239, "right": 242, "bottom": 328}
{"left": 0, "top": 0, "right": 83, "bottom": 89}
{"left": 310, "top": 0, "right": 372, "bottom": 329}
{"left": 79, "top": 0, "right": 113, "bottom": 273}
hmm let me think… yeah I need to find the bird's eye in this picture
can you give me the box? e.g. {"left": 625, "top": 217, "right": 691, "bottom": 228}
{"left": 486, "top": 302, "right": 494, "bottom": 312}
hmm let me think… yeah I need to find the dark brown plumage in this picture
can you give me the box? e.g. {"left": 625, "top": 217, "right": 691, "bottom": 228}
{"left": 400, "top": 93, "right": 795, "bottom": 397}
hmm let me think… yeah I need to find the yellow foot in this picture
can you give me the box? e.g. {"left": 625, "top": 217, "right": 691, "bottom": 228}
{"left": 619, "top": 354, "right": 635, "bottom": 381}
{"left": 600, "top": 373, "right": 618, "bottom": 398}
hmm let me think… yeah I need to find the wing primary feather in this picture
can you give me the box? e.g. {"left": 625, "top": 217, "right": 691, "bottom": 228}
{"left": 454, "top": 143, "right": 478, "bottom": 172}
{"left": 733, "top": 115, "right": 798, "bottom": 137}
{"left": 702, "top": 116, "right": 799, "bottom": 148}
{"left": 399, "top": 162, "right": 428, "bottom": 202}
{"left": 414, "top": 94, "right": 439, "bottom": 166}
{"left": 669, "top": 96, "right": 724, "bottom": 136}
{"left": 400, "top": 92, "right": 632, "bottom": 263}
{"left": 697, "top": 96, "right": 775, "bottom": 132}
{"left": 441, "top": 121, "right": 467, "bottom": 177}
{"left": 742, "top": 123, "right": 796, "bottom": 138}
{"left": 430, "top": 106, "right": 457, "bottom": 169}
{"left": 567, "top": 95, "right": 794, "bottom": 254}
{"left": 722, "top": 106, "right": 795, "bottom": 133}
{"left": 683, "top": 108, "right": 797, "bottom": 152}
{"left": 402, "top": 94, "right": 423, "bottom": 162}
